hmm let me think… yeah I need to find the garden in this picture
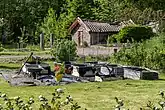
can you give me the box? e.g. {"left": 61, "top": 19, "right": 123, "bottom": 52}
{"left": 0, "top": 32, "right": 165, "bottom": 109}
{"left": 1, "top": 0, "right": 165, "bottom": 109}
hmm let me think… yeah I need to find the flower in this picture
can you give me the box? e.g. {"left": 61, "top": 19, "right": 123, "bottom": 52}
{"left": 159, "top": 91, "right": 164, "bottom": 97}
{"left": 64, "top": 99, "right": 69, "bottom": 104}
{"left": 1, "top": 94, "right": 6, "bottom": 98}
{"left": 13, "top": 96, "right": 20, "bottom": 100}
{"left": 67, "top": 95, "right": 73, "bottom": 101}
{"left": 29, "top": 107, "right": 33, "bottom": 110}
{"left": 159, "top": 101, "right": 165, "bottom": 107}
{"left": 56, "top": 88, "right": 64, "bottom": 93}
{"left": 39, "top": 95, "right": 43, "bottom": 99}
{"left": 29, "top": 98, "right": 34, "bottom": 101}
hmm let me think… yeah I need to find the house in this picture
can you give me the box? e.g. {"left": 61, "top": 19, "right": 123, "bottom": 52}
{"left": 69, "top": 17, "right": 121, "bottom": 46}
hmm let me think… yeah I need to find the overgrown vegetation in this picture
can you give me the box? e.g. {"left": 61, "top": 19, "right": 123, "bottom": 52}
{"left": 109, "top": 25, "right": 155, "bottom": 43}
{"left": 51, "top": 39, "right": 77, "bottom": 62}
{"left": 110, "top": 33, "right": 165, "bottom": 70}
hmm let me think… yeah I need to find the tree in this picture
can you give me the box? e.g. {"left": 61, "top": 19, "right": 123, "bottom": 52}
{"left": 124, "top": 0, "right": 165, "bottom": 11}
{"left": 39, "top": 7, "right": 74, "bottom": 43}
{"left": 92, "top": 0, "right": 122, "bottom": 22}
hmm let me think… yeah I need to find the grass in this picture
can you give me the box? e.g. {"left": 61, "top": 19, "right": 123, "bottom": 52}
{"left": 0, "top": 63, "right": 21, "bottom": 69}
{"left": 0, "top": 48, "right": 164, "bottom": 109}
{"left": 1, "top": 74, "right": 165, "bottom": 110}
{"left": 0, "top": 51, "right": 50, "bottom": 56}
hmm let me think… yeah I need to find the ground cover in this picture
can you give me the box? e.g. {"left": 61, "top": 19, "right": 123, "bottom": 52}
{"left": 0, "top": 74, "right": 165, "bottom": 110}
{"left": 0, "top": 50, "right": 52, "bottom": 69}
{"left": 0, "top": 51, "right": 50, "bottom": 56}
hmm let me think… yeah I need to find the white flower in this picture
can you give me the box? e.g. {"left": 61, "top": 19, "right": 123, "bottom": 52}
{"left": 68, "top": 95, "right": 73, "bottom": 101}
{"left": 65, "top": 99, "right": 69, "bottom": 103}
{"left": 25, "top": 104, "right": 28, "bottom": 107}
{"left": 1, "top": 94, "right": 6, "bottom": 98}
{"left": 29, "top": 98, "right": 33, "bottom": 101}
{"left": 56, "top": 88, "right": 63, "bottom": 93}
{"left": 13, "top": 96, "right": 20, "bottom": 100}
{"left": 159, "top": 101, "right": 165, "bottom": 106}
{"left": 29, "top": 107, "right": 33, "bottom": 110}
{"left": 39, "top": 95, "right": 43, "bottom": 99}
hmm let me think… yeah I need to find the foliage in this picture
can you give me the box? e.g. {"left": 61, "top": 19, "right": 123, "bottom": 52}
{"left": 92, "top": 0, "right": 122, "bottom": 22}
{"left": 110, "top": 33, "right": 165, "bottom": 70}
{"left": 107, "top": 34, "right": 117, "bottom": 44}
{"left": 25, "top": 45, "right": 40, "bottom": 51}
{"left": 114, "top": 97, "right": 124, "bottom": 110}
{"left": 51, "top": 39, "right": 77, "bottom": 62}
{"left": 1, "top": 0, "right": 165, "bottom": 45}
{"left": 114, "top": 91, "right": 165, "bottom": 110}
{"left": 0, "top": 88, "right": 81, "bottom": 110}
{"left": 0, "top": 0, "right": 60, "bottom": 43}
{"left": 124, "top": 0, "right": 165, "bottom": 11}
{"left": 39, "top": 8, "right": 74, "bottom": 43}
{"left": 114, "top": 25, "right": 155, "bottom": 43}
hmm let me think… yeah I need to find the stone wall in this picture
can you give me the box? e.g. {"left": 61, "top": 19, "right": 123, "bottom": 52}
{"left": 77, "top": 46, "right": 121, "bottom": 56}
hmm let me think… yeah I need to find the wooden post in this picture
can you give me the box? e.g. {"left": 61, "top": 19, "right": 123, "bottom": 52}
{"left": 50, "top": 33, "right": 54, "bottom": 48}
{"left": 40, "top": 33, "right": 44, "bottom": 50}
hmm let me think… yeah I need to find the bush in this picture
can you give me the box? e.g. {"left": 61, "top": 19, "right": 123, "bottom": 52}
{"left": 107, "top": 34, "right": 117, "bottom": 45}
{"left": 110, "top": 33, "right": 165, "bottom": 70}
{"left": 51, "top": 39, "right": 77, "bottom": 62}
{"left": 114, "top": 25, "right": 155, "bottom": 43}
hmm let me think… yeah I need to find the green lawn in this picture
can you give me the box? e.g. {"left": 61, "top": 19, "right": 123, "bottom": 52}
{"left": 1, "top": 74, "right": 165, "bottom": 110}
{"left": 0, "top": 51, "right": 50, "bottom": 56}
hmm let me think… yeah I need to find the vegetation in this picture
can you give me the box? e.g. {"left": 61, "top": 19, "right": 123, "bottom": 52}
{"left": 0, "top": 88, "right": 81, "bottom": 110}
{"left": 1, "top": 74, "right": 165, "bottom": 110}
{"left": 111, "top": 25, "right": 155, "bottom": 43}
{"left": 51, "top": 39, "right": 77, "bottom": 62}
{"left": 110, "top": 33, "right": 165, "bottom": 70}
{"left": 115, "top": 91, "right": 165, "bottom": 110}
{"left": 1, "top": 0, "right": 165, "bottom": 109}
{"left": 1, "top": 0, "right": 165, "bottom": 45}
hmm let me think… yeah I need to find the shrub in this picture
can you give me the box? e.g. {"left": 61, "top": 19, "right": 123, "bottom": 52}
{"left": 107, "top": 34, "right": 117, "bottom": 45}
{"left": 110, "top": 33, "right": 165, "bottom": 70}
{"left": 51, "top": 39, "right": 77, "bottom": 62}
{"left": 0, "top": 88, "right": 81, "bottom": 110}
{"left": 114, "top": 25, "right": 155, "bottom": 43}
